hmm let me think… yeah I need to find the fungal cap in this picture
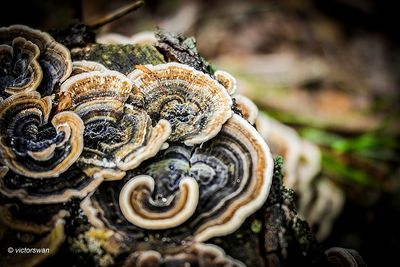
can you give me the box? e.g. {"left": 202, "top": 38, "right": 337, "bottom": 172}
{"left": 214, "top": 70, "right": 237, "bottom": 95}
{"left": 234, "top": 94, "right": 259, "bottom": 124}
{"left": 119, "top": 175, "right": 199, "bottom": 230}
{"left": 193, "top": 114, "right": 274, "bottom": 242}
{"left": 127, "top": 62, "right": 233, "bottom": 145}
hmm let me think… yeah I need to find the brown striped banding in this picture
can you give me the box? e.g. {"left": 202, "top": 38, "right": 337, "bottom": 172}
{"left": 71, "top": 60, "right": 109, "bottom": 76}
{"left": 192, "top": 114, "right": 273, "bottom": 242}
{"left": 0, "top": 166, "right": 103, "bottom": 204}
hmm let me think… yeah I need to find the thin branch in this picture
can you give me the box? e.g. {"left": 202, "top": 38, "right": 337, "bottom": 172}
{"left": 88, "top": 0, "right": 145, "bottom": 30}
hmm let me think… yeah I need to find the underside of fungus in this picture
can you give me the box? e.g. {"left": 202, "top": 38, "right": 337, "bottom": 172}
{"left": 0, "top": 24, "right": 72, "bottom": 97}
{"left": 58, "top": 69, "right": 171, "bottom": 180}
{"left": 256, "top": 113, "right": 303, "bottom": 188}
{"left": 127, "top": 62, "right": 233, "bottom": 145}
{"left": 122, "top": 243, "right": 245, "bottom": 267}
{"left": 81, "top": 114, "right": 273, "bottom": 245}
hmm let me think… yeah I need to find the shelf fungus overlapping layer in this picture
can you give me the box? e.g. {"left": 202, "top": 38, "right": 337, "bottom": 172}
{"left": 256, "top": 113, "right": 306, "bottom": 189}
{"left": 0, "top": 164, "right": 103, "bottom": 204}
{"left": 71, "top": 60, "right": 109, "bottom": 75}
{"left": 127, "top": 62, "right": 233, "bottom": 146}
{"left": 58, "top": 70, "right": 171, "bottom": 180}
{"left": 0, "top": 91, "right": 104, "bottom": 203}
{"left": 81, "top": 114, "right": 273, "bottom": 246}
{"left": 0, "top": 25, "right": 72, "bottom": 97}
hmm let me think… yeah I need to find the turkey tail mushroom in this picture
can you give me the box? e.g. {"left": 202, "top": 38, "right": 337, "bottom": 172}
{"left": 127, "top": 62, "right": 233, "bottom": 145}
{"left": 214, "top": 70, "right": 237, "bottom": 95}
{"left": 71, "top": 60, "right": 109, "bottom": 75}
{"left": 233, "top": 94, "right": 259, "bottom": 125}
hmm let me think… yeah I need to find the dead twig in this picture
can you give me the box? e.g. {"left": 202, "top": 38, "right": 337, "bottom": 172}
{"left": 88, "top": 0, "right": 145, "bottom": 30}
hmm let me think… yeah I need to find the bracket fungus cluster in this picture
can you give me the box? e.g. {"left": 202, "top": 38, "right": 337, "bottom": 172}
{"left": 127, "top": 62, "right": 233, "bottom": 145}
{"left": 57, "top": 66, "right": 171, "bottom": 180}
{"left": 0, "top": 25, "right": 352, "bottom": 267}
{"left": 81, "top": 113, "right": 272, "bottom": 248}
{"left": 0, "top": 25, "right": 276, "bottom": 267}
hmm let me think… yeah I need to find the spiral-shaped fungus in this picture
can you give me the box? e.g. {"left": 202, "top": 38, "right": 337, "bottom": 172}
{"left": 0, "top": 37, "right": 42, "bottom": 97}
{"left": 0, "top": 92, "right": 84, "bottom": 178}
{"left": 0, "top": 25, "right": 72, "bottom": 97}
